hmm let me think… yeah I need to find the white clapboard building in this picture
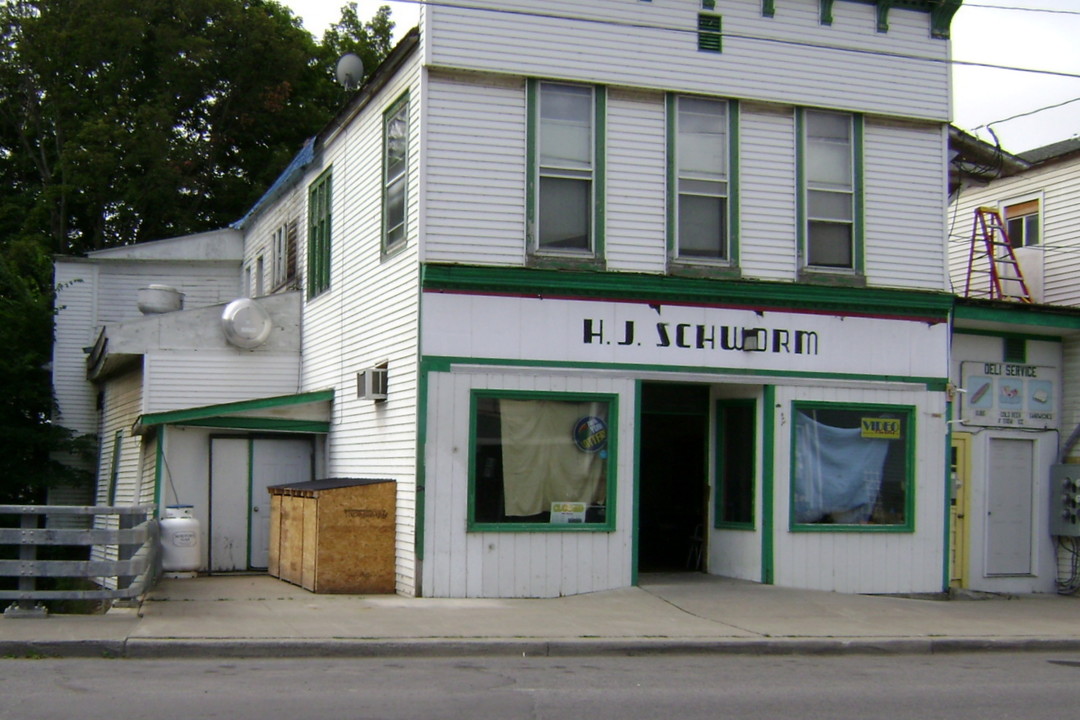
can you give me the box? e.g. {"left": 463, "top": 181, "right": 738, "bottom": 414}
{"left": 54, "top": 1, "right": 965, "bottom": 597}
{"left": 947, "top": 133, "right": 1080, "bottom": 594}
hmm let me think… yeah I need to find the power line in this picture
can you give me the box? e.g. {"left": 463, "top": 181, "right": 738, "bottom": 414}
{"left": 964, "top": 3, "right": 1080, "bottom": 16}
{"left": 972, "top": 95, "right": 1080, "bottom": 132}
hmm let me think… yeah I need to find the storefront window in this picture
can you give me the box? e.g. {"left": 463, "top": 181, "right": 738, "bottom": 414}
{"left": 470, "top": 392, "right": 616, "bottom": 530}
{"left": 791, "top": 403, "right": 913, "bottom": 530}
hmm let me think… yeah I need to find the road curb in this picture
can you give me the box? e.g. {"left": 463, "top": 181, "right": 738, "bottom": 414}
{"left": 2, "top": 635, "right": 1075, "bottom": 660}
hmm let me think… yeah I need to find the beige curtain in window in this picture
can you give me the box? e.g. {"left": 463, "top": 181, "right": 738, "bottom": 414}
{"left": 499, "top": 400, "right": 607, "bottom": 517}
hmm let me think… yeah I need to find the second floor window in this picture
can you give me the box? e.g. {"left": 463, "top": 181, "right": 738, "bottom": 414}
{"left": 673, "top": 96, "right": 730, "bottom": 262}
{"left": 383, "top": 95, "right": 409, "bottom": 252}
{"left": 532, "top": 81, "right": 602, "bottom": 256}
{"left": 1004, "top": 199, "right": 1039, "bottom": 248}
{"left": 307, "top": 168, "right": 332, "bottom": 298}
{"left": 802, "top": 110, "right": 860, "bottom": 271}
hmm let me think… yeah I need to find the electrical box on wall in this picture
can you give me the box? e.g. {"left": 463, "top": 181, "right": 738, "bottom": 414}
{"left": 1049, "top": 464, "right": 1080, "bottom": 537}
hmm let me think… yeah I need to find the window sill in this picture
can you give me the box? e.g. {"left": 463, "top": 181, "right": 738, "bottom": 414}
{"left": 668, "top": 261, "right": 742, "bottom": 280}
{"left": 381, "top": 239, "right": 408, "bottom": 262}
{"left": 797, "top": 269, "right": 867, "bottom": 288}
{"left": 526, "top": 254, "right": 606, "bottom": 272}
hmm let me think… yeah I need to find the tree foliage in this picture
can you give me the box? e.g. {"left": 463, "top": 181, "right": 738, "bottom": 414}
{"left": 0, "top": 0, "right": 396, "bottom": 501}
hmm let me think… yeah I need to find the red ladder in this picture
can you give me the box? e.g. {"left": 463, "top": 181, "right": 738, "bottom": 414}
{"left": 964, "top": 207, "right": 1033, "bottom": 302}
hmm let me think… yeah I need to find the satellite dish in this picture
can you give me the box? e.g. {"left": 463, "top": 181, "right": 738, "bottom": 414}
{"left": 221, "top": 298, "right": 273, "bottom": 349}
{"left": 335, "top": 53, "right": 364, "bottom": 90}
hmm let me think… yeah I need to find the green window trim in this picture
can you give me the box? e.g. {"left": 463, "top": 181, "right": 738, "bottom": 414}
{"left": 382, "top": 93, "right": 410, "bottom": 256}
{"left": 788, "top": 400, "right": 916, "bottom": 533}
{"left": 796, "top": 108, "right": 864, "bottom": 277}
{"left": 526, "top": 79, "right": 606, "bottom": 266}
{"left": 667, "top": 95, "right": 740, "bottom": 272}
{"left": 307, "top": 167, "right": 333, "bottom": 298}
{"left": 714, "top": 398, "right": 756, "bottom": 530}
{"left": 467, "top": 389, "right": 618, "bottom": 533}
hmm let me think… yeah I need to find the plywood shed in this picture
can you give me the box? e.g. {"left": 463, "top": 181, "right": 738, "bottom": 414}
{"left": 267, "top": 478, "right": 396, "bottom": 594}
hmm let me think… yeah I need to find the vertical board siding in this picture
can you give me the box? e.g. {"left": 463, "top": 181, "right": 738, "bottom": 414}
{"left": 297, "top": 55, "right": 423, "bottom": 595}
{"left": 738, "top": 103, "right": 798, "bottom": 280}
{"left": 422, "top": 369, "right": 635, "bottom": 598}
{"left": 605, "top": 88, "right": 668, "bottom": 273}
{"left": 422, "top": 71, "right": 526, "bottom": 265}
{"left": 143, "top": 350, "right": 302, "bottom": 414}
{"left": 863, "top": 120, "right": 947, "bottom": 290}
{"left": 769, "top": 384, "right": 945, "bottom": 593}
{"left": 427, "top": 0, "right": 949, "bottom": 120}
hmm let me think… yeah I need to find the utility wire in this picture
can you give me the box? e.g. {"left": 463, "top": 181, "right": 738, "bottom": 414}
{"left": 964, "top": 3, "right": 1080, "bottom": 16}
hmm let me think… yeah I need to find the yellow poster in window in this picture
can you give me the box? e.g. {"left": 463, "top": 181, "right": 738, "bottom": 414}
{"left": 861, "top": 418, "right": 900, "bottom": 439}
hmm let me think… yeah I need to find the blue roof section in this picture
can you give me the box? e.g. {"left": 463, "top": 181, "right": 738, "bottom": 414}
{"left": 232, "top": 137, "right": 316, "bottom": 230}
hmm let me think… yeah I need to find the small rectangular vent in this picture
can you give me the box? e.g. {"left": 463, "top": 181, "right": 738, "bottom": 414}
{"left": 698, "top": 13, "right": 722, "bottom": 53}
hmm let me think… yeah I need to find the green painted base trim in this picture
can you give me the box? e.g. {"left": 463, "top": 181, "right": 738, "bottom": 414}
{"left": 422, "top": 264, "right": 953, "bottom": 321}
{"left": 760, "top": 386, "right": 776, "bottom": 584}
{"left": 423, "top": 354, "right": 946, "bottom": 390}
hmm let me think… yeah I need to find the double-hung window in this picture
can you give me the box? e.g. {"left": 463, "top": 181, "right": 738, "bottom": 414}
{"left": 801, "top": 110, "right": 862, "bottom": 272}
{"left": 1004, "top": 199, "right": 1039, "bottom": 248}
{"left": 671, "top": 95, "right": 733, "bottom": 263}
{"left": 530, "top": 81, "right": 604, "bottom": 258}
{"left": 383, "top": 95, "right": 409, "bottom": 253}
{"left": 307, "top": 168, "right": 332, "bottom": 298}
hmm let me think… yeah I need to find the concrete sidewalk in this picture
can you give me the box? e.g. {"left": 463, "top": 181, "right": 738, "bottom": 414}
{"left": 3, "top": 573, "right": 1080, "bottom": 658}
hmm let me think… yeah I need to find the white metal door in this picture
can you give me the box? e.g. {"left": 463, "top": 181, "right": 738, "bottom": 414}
{"left": 249, "top": 438, "right": 313, "bottom": 568}
{"left": 209, "top": 438, "right": 250, "bottom": 572}
{"left": 985, "top": 438, "right": 1034, "bottom": 576}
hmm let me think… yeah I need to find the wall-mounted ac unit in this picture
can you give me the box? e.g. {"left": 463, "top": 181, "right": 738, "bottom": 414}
{"left": 357, "top": 366, "right": 388, "bottom": 401}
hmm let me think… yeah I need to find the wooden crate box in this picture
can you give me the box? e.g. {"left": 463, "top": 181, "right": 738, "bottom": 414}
{"left": 267, "top": 478, "right": 396, "bottom": 594}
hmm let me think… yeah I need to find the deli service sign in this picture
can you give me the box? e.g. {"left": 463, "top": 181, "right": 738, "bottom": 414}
{"left": 960, "top": 361, "right": 1059, "bottom": 430}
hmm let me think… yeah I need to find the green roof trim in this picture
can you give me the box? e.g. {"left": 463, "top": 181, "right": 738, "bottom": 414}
{"left": 818, "top": 1, "right": 962, "bottom": 38}
{"left": 420, "top": 264, "right": 953, "bottom": 321}
{"left": 136, "top": 390, "right": 334, "bottom": 431}
{"left": 954, "top": 303, "right": 1080, "bottom": 332}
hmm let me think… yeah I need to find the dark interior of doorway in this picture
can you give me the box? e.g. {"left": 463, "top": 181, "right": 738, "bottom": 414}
{"left": 638, "top": 382, "right": 709, "bottom": 573}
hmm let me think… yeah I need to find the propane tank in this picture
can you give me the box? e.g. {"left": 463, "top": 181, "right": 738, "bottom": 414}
{"left": 160, "top": 505, "right": 201, "bottom": 572}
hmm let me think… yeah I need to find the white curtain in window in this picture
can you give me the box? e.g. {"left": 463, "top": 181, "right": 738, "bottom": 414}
{"left": 794, "top": 412, "right": 888, "bottom": 523}
{"left": 499, "top": 400, "right": 606, "bottom": 517}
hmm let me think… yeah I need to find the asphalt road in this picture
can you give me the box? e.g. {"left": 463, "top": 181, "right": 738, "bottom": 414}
{"left": 3, "top": 652, "right": 1079, "bottom": 719}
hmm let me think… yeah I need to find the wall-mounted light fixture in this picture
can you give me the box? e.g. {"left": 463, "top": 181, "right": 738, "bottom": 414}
{"left": 742, "top": 329, "right": 763, "bottom": 352}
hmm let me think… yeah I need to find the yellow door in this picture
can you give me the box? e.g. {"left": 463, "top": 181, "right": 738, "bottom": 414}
{"left": 950, "top": 434, "right": 972, "bottom": 588}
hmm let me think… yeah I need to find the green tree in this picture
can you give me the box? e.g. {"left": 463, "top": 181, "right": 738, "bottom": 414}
{"left": 319, "top": 2, "right": 395, "bottom": 85}
{"left": 0, "top": 0, "right": 396, "bottom": 503}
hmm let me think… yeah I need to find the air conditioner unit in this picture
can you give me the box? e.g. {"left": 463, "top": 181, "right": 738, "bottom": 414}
{"left": 357, "top": 366, "right": 388, "bottom": 401}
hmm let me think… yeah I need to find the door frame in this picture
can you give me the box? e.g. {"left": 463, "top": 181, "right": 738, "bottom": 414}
{"left": 949, "top": 432, "right": 972, "bottom": 588}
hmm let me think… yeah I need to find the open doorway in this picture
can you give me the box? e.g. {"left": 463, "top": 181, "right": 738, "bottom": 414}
{"left": 638, "top": 382, "right": 710, "bottom": 573}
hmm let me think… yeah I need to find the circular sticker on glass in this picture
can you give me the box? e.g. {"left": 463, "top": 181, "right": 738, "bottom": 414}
{"left": 573, "top": 416, "right": 608, "bottom": 453}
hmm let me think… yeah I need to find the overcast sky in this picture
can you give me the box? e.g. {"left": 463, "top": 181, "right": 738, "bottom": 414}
{"left": 284, "top": 1, "right": 1080, "bottom": 154}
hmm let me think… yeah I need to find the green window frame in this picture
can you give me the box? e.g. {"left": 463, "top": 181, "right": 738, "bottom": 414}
{"left": 306, "top": 167, "right": 332, "bottom": 298}
{"left": 468, "top": 389, "right": 617, "bottom": 532}
{"left": 383, "top": 93, "right": 409, "bottom": 254}
{"left": 790, "top": 401, "right": 915, "bottom": 532}
{"left": 797, "top": 109, "right": 864, "bottom": 275}
{"left": 527, "top": 79, "right": 606, "bottom": 265}
{"left": 715, "top": 399, "right": 756, "bottom": 529}
{"left": 667, "top": 95, "right": 739, "bottom": 269}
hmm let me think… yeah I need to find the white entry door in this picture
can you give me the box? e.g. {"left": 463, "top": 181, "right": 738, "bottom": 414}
{"left": 985, "top": 438, "right": 1034, "bottom": 576}
{"left": 209, "top": 437, "right": 314, "bottom": 572}
{"left": 249, "top": 438, "right": 314, "bottom": 568}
